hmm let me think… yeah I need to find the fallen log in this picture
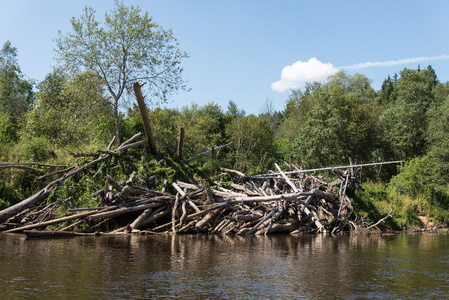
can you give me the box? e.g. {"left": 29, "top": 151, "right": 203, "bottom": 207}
{"left": 251, "top": 160, "right": 403, "bottom": 179}
{"left": 130, "top": 208, "right": 153, "bottom": 230}
{"left": 24, "top": 230, "right": 98, "bottom": 237}
{"left": 138, "top": 207, "right": 169, "bottom": 229}
{"left": 4, "top": 207, "right": 115, "bottom": 233}
{"left": 87, "top": 202, "right": 164, "bottom": 221}
{"left": 0, "top": 134, "right": 145, "bottom": 223}
{"left": 275, "top": 163, "right": 326, "bottom": 233}
{"left": 196, "top": 209, "right": 223, "bottom": 231}
{"left": 245, "top": 207, "right": 279, "bottom": 235}
{"left": 219, "top": 167, "right": 247, "bottom": 179}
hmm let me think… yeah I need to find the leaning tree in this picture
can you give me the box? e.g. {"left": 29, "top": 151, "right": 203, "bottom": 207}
{"left": 55, "top": 1, "right": 188, "bottom": 144}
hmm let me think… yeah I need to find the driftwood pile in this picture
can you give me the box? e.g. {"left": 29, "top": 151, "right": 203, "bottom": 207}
{"left": 0, "top": 132, "right": 368, "bottom": 236}
{"left": 0, "top": 83, "right": 402, "bottom": 237}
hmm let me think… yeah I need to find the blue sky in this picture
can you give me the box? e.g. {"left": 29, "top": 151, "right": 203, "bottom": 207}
{"left": 1, "top": 0, "right": 449, "bottom": 114}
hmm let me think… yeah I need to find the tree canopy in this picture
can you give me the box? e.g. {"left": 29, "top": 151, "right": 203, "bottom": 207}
{"left": 0, "top": 41, "right": 34, "bottom": 142}
{"left": 55, "top": 1, "right": 188, "bottom": 143}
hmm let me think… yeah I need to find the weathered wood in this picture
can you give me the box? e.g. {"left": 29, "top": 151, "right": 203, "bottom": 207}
{"left": 176, "top": 181, "right": 204, "bottom": 191}
{"left": 178, "top": 123, "right": 185, "bottom": 160}
{"left": 87, "top": 202, "right": 163, "bottom": 221}
{"left": 251, "top": 160, "right": 403, "bottom": 179}
{"left": 179, "top": 201, "right": 187, "bottom": 226}
{"left": 265, "top": 220, "right": 299, "bottom": 234}
{"left": 1, "top": 127, "right": 385, "bottom": 235}
{"left": 196, "top": 209, "right": 223, "bottom": 231}
{"left": 130, "top": 208, "right": 153, "bottom": 230}
{"left": 212, "top": 188, "right": 248, "bottom": 199}
{"left": 310, "top": 189, "right": 339, "bottom": 203}
{"left": 274, "top": 163, "right": 326, "bottom": 233}
{"left": 133, "top": 82, "right": 157, "bottom": 154}
{"left": 219, "top": 167, "right": 247, "bottom": 179}
{"left": 172, "top": 193, "right": 180, "bottom": 233}
{"left": 184, "top": 141, "right": 233, "bottom": 162}
{"left": 117, "top": 132, "right": 141, "bottom": 149}
{"left": 107, "top": 136, "right": 116, "bottom": 151}
{"left": 245, "top": 207, "right": 278, "bottom": 235}
{"left": 34, "top": 167, "right": 76, "bottom": 182}
{"left": 24, "top": 230, "right": 98, "bottom": 237}
{"left": 211, "top": 219, "right": 231, "bottom": 234}
{"left": 229, "top": 192, "right": 309, "bottom": 203}
{"left": 4, "top": 207, "right": 114, "bottom": 233}
{"left": 184, "top": 203, "right": 228, "bottom": 220}
{"left": 176, "top": 220, "right": 197, "bottom": 233}
{"left": 0, "top": 188, "right": 54, "bottom": 224}
{"left": 226, "top": 212, "right": 263, "bottom": 223}
{"left": 0, "top": 134, "right": 147, "bottom": 224}
{"left": 172, "top": 182, "right": 201, "bottom": 213}
{"left": 152, "top": 203, "right": 228, "bottom": 232}
{"left": 367, "top": 208, "right": 393, "bottom": 229}
{"left": 259, "top": 206, "right": 285, "bottom": 235}
{"left": 138, "top": 206, "right": 169, "bottom": 229}
{"left": 116, "top": 140, "right": 147, "bottom": 151}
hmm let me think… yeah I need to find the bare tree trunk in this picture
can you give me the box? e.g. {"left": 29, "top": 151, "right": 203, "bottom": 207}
{"left": 113, "top": 98, "right": 121, "bottom": 145}
{"left": 133, "top": 82, "right": 157, "bottom": 155}
{"left": 178, "top": 123, "right": 185, "bottom": 160}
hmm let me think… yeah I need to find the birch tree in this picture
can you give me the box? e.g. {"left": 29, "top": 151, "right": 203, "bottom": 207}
{"left": 55, "top": 1, "right": 188, "bottom": 143}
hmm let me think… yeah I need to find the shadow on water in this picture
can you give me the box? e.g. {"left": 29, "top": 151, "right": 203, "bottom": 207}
{"left": 1, "top": 232, "right": 449, "bottom": 299}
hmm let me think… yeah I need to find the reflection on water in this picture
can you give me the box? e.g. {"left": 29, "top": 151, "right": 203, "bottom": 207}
{"left": 1, "top": 232, "right": 448, "bottom": 299}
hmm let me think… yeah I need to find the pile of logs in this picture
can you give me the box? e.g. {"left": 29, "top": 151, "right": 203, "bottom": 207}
{"left": 0, "top": 132, "right": 368, "bottom": 236}
{"left": 0, "top": 83, "right": 402, "bottom": 237}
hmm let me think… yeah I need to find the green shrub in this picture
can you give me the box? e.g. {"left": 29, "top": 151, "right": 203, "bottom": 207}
{"left": 354, "top": 181, "right": 425, "bottom": 229}
{"left": 387, "top": 156, "right": 449, "bottom": 226}
{"left": 16, "top": 136, "right": 51, "bottom": 162}
{"left": 0, "top": 111, "right": 17, "bottom": 144}
{"left": 0, "top": 182, "right": 21, "bottom": 209}
{"left": 388, "top": 156, "right": 433, "bottom": 196}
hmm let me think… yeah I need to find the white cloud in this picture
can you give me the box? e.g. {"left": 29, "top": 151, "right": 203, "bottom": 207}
{"left": 340, "top": 55, "right": 449, "bottom": 70}
{"left": 271, "top": 57, "right": 339, "bottom": 93}
{"left": 271, "top": 55, "right": 449, "bottom": 93}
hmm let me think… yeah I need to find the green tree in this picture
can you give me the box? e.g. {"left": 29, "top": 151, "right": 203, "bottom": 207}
{"left": 381, "top": 66, "right": 438, "bottom": 160}
{"left": 426, "top": 90, "right": 449, "bottom": 184}
{"left": 277, "top": 73, "right": 381, "bottom": 169}
{"left": 22, "top": 69, "right": 66, "bottom": 142}
{"left": 176, "top": 103, "right": 226, "bottom": 157}
{"left": 378, "top": 75, "right": 396, "bottom": 106}
{"left": 21, "top": 69, "right": 113, "bottom": 146}
{"left": 294, "top": 86, "right": 378, "bottom": 168}
{"left": 259, "top": 98, "right": 284, "bottom": 133}
{"left": 0, "top": 41, "right": 34, "bottom": 140}
{"left": 55, "top": 1, "right": 188, "bottom": 144}
{"left": 327, "top": 71, "right": 376, "bottom": 105}
{"left": 225, "top": 100, "right": 245, "bottom": 119}
{"left": 226, "top": 115, "right": 273, "bottom": 172}
{"left": 277, "top": 82, "right": 321, "bottom": 141}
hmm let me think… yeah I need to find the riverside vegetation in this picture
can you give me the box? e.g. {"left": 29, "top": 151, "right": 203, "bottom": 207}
{"left": 1, "top": 2, "right": 449, "bottom": 233}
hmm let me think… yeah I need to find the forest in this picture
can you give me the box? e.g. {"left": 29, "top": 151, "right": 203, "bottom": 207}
{"left": 1, "top": 3, "right": 449, "bottom": 232}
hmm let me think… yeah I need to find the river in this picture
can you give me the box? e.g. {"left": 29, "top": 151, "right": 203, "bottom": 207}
{"left": 1, "top": 232, "right": 448, "bottom": 299}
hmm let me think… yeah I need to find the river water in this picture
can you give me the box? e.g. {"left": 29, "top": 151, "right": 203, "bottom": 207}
{"left": 1, "top": 232, "right": 448, "bottom": 299}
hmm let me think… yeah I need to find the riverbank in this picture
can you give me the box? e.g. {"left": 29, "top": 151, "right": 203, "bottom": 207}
{"left": 0, "top": 133, "right": 388, "bottom": 235}
{"left": 2, "top": 132, "right": 447, "bottom": 235}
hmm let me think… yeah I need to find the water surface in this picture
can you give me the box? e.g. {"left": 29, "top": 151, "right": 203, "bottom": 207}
{"left": 1, "top": 233, "right": 448, "bottom": 299}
